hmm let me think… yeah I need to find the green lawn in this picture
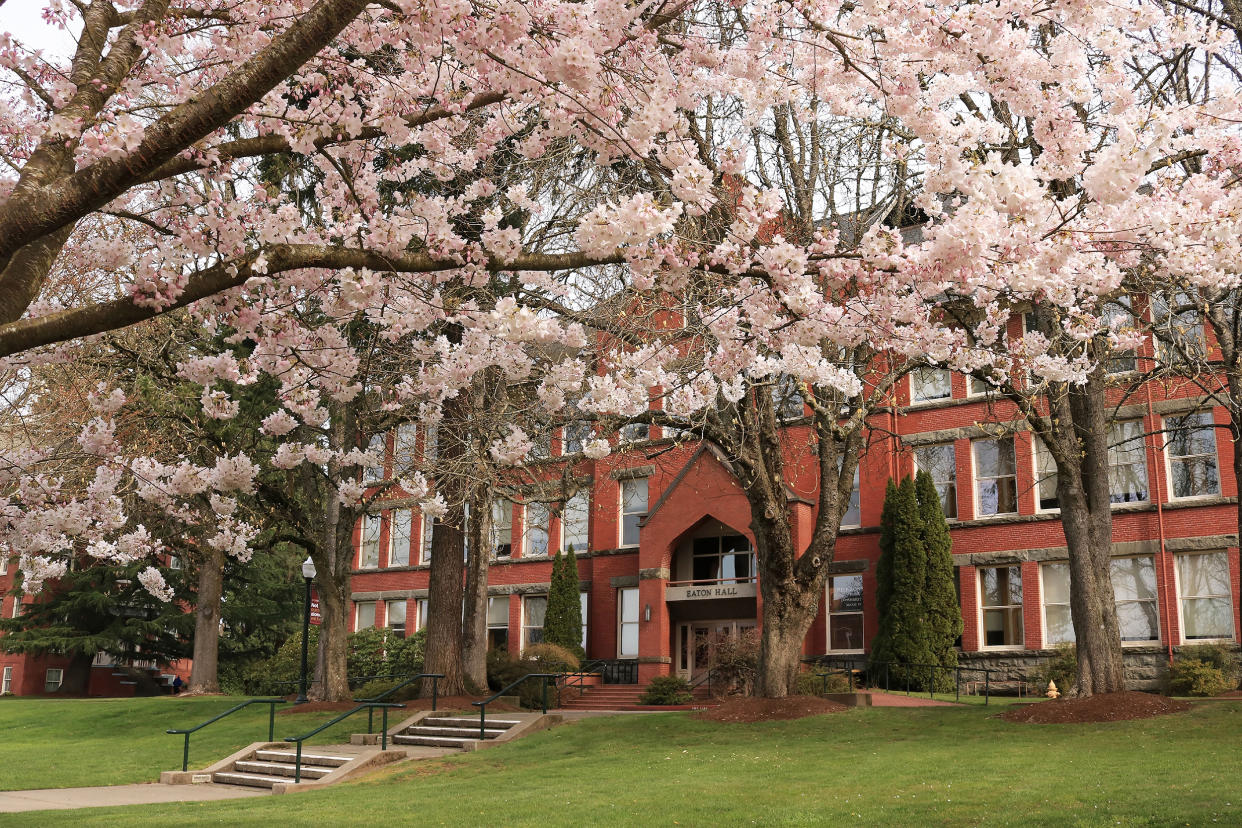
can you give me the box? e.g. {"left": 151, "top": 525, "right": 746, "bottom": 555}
{"left": 0, "top": 695, "right": 368, "bottom": 790}
{"left": 3, "top": 698, "right": 1242, "bottom": 826}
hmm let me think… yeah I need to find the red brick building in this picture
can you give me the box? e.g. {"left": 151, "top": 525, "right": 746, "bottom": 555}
{"left": 349, "top": 329, "right": 1241, "bottom": 690}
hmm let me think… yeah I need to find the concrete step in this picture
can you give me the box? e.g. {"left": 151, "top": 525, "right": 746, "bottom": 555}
{"left": 403, "top": 725, "right": 508, "bottom": 738}
{"left": 392, "top": 734, "right": 477, "bottom": 748}
{"left": 233, "top": 760, "right": 332, "bottom": 779}
{"left": 212, "top": 771, "right": 298, "bottom": 789}
{"left": 253, "top": 749, "right": 352, "bottom": 767}
{"left": 420, "top": 717, "right": 519, "bottom": 729}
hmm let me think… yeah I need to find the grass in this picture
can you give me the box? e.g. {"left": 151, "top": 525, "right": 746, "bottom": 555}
{"left": 0, "top": 695, "right": 369, "bottom": 790}
{"left": 3, "top": 698, "right": 1242, "bottom": 826}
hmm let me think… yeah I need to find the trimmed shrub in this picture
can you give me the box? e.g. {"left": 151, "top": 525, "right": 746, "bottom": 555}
{"left": 795, "top": 670, "right": 853, "bottom": 696}
{"left": 485, "top": 647, "right": 571, "bottom": 709}
{"left": 1169, "top": 644, "right": 1240, "bottom": 696}
{"left": 1038, "top": 643, "right": 1077, "bottom": 695}
{"left": 355, "top": 678, "right": 401, "bottom": 700}
{"left": 639, "top": 675, "right": 693, "bottom": 705}
{"left": 522, "top": 642, "right": 580, "bottom": 673}
{"left": 709, "top": 628, "right": 759, "bottom": 695}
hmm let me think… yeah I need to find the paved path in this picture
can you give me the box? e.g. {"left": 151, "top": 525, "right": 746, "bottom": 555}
{"left": 867, "top": 691, "right": 963, "bottom": 707}
{"left": 0, "top": 783, "right": 266, "bottom": 813}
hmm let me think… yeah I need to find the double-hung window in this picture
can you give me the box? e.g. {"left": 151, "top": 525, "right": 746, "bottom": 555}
{"left": 522, "top": 595, "right": 547, "bottom": 647}
{"left": 619, "top": 479, "right": 648, "bottom": 547}
{"left": 618, "top": 588, "right": 640, "bottom": 658}
{"left": 386, "top": 599, "right": 407, "bottom": 638}
{"left": 561, "top": 492, "right": 590, "bottom": 552}
{"left": 389, "top": 509, "right": 412, "bottom": 567}
{"left": 1178, "top": 552, "right": 1234, "bottom": 641}
{"left": 1166, "top": 413, "right": 1220, "bottom": 498}
{"left": 492, "top": 500, "right": 513, "bottom": 557}
{"left": 914, "top": 443, "right": 957, "bottom": 519}
{"left": 1043, "top": 558, "right": 1158, "bottom": 646}
{"left": 827, "top": 575, "right": 864, "bottom": 652}
{"left": 1034, "top": 437, "right": 1059, "bottom": 511}
{"left": 487, "top": 597, "right": 509, "bottom": 650}
{"left": 1108, "top": 420, "right": 1149, "bottom": 503}
{"left": 980, "top": 566, "right": 1023, "bottom": 647}
{"left": 524, "top": 502, "right": 550, "bottom": 557}
{"left": 359, "top": 514, "right": 382, "bottom": 569}
{"left": 355, "top": 601, "right": 377, "bottom": 630}
{"left": 910, "top": 367, "right": 952, "bottom": 403}
{"left": 974, "top": 437, "right": 1017, "bottom": 516}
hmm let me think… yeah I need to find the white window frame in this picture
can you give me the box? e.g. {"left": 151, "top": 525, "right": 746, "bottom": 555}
{"left": 1164, "top": 413, "right": 1221, "bottom": 500}
{"left": 44, "top": 668, "right": 63, "bottom": 693}
{"left": 389, "top": 509, "right": 412, "bottom": 568}
{"left": 909, "top": 367, "right": 952, "bottom": 403}
{"left": 561, "top": 492, "right": 590, "bottom": 553}
{"left": 414, "top": 598, "right": 429, "bottom": 633}
{"left": 618, "top": 587, "right": 640, "bottom": 658}
{"left": 1108, "top": 420, "right": 1149, "bottom": 505}
{"left": 1111, "top": 556, "right": 1160, "bottom": 644}
{"left": 492, "top": 500, "right": 513, "bottom": 558}
{"left": 0, "top": 555, "right": 7, "bottom": 575}
{"left": 972, "top": 437, "right": 1018, "bottom": 517}
{"left": 363, "top": 433, "right": 387, "bottom": 483}
{"left": 386, "top": 599, "right": 407, "bottom": 638}
{"left": 1032, "top": 436, "right": 1059, "bottom": 513}
{"left": 913, "top": 442, "right": 958, "bottom": 520}
{"left": 487, "top": 596, "right": 509, "bottom": 648}
{"left": 1040, "top": 563, "right": 1073, "bottom": 649}
{"left": 978, "top": 565, "right": 1024, "bottom": 649}
{"left": 523, "top": 502, "right": 550, "bottom": 558}
{"left": 619, "top": 478, "right": 648, "bottom": 548}
{"left": 826, "top": 575, "right": 864, "bottom": 653}
{"left": 359, "top": 513, "right": 382, "bottom": 569}
{"left": 966, "top": 373, "right": 991, "bottom": 398}
{"left": 522, "top": 594, "right": 547, "bottom": 649}
{"left": 1176, "top": 551, "right": 1235, "bottom": 643}
{"left": 354, "top": 600, "right": 377, "bottom": 631}
{"left": 579, "top": 592, "right": 589, "bottom": 652}
{"left": 1, "top": 665, "right": 11, "bottom": 694}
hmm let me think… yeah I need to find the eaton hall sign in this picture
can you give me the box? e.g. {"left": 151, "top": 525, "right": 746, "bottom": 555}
{"left": 665, "top": 583, "right": 758, "bottom": 601}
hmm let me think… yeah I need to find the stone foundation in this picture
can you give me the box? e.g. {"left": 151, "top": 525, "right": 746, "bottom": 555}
{"left": 958, "top": 645, "right": 1238, "bottom": 693}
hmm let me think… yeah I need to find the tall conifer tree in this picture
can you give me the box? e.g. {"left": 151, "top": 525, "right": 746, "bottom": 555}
{"left": 869, "top": 477, "right": 934, "bottom": 688}
{"left": 543, "top": 547, "right": 584, "bottom": 658}
{"left": 916, "top": 470, "right": 963, "bottom": 691}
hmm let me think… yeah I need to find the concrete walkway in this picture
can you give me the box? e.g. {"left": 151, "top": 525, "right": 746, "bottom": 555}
{"left": 0, "top": 783, "right": 266, "bottom": 813}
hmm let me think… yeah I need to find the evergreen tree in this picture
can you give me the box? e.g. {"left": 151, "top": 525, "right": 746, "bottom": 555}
{"left": 542, "top": 546, "right": 584, "bottom": 658}
{"left": 916, "top": 470, "right": 963, "bottom": 691}
{"left": 868, "top": 477, "right": 934, "bottom": 688}
{"left": 868, "top": 479, "right": 900, "bottom": 677}
{"left": 0, "top": 560, "right": 194, "bottom": 693}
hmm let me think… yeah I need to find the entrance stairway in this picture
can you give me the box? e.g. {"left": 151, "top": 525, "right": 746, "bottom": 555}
{"left": 558, "top": 682, "right": 716, "bottom": 711}
{"left": 213, "top": 747, "right": 354, "bottom": 788}
{"left": 392, "top": 714, "right": 522, "bottom": 749}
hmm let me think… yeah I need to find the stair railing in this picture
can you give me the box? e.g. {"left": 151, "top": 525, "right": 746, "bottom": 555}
{"left": 283, "top": 702, "right": 405, "bottom": 783}
{"left": 472, "top": 673, "right": 560, "bottom": 739}
{"left": 806, "top": 655, "right": 998, "bottom": 705}
{"left": 166, "top": 697, "right": 287, "bottom": 772}
{"left": 354, "top": 672, "right": 444, "bottom": 729}
{"left": 560, "top": 660, "right": 605, "bottom": 698}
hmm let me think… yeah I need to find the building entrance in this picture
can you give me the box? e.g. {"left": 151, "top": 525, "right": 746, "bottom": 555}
{"left": 677, "top": 619, "right": 757, "bottom": 681}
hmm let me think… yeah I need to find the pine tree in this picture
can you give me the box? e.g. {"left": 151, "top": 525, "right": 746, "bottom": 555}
{"left": 916, "top": 470, "right": 963, "bottom": 691}
{"left": 869, "top": 477, "right": 934, "bottom": 689}
{"left": 542, "top": 547, "right": 584, "bottom": 658}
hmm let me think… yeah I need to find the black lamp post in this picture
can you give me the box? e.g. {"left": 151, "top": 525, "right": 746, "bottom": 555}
{"left": 295, "top": 556, "right": 317, "bottom": 705}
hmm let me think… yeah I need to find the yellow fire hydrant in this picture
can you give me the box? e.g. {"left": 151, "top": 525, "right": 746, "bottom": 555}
{"left": 1046, "top": 680, "right": 1060, "bottom": 699}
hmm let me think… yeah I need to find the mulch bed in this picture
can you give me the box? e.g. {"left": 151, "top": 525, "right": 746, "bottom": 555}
{"left": 277, "top": 694, "right": 519, "bottom": 716}
{"left": 692, "top": 695, "right": 848, "bottom": 723}
{"left": 999, "top": 691, "right": 1191, "bottom": 724}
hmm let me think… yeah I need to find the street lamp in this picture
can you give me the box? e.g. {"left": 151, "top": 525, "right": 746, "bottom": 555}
{"left": 296, "top": 557, "right": 317, "bottom": 705}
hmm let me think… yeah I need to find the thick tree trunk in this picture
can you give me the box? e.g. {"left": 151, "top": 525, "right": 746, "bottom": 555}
{"left": 422, "top": 396, "right": 470, "bottom": 697}
{"left": 313, "top": 574, "right": 351, "bottom": 702}
{"left": 1056, "top": 374, "right": 1126, "bottom": 696}
{"left": 187, "top": 546, "right": 225, "bottom": 694}
{"left": 461, "top": 485, "right": 492, "bottom": 691}
{"left": 752, "top": 523, "right": 825, "bottom": 697}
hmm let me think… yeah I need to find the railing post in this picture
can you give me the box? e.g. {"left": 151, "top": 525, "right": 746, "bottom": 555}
{"left": 542, "top": 676, "right": 549, "bottom": 714}
{"left": 432, "top": 676, "right": 439, "bottom": 711}
{"left": 381, "top": 707, "right": 389, "bottom": 751}
{"left": 479, "top": 706, "right": 486, "bottom": 739}
{"left": 182, "top": 733, "right": 190, "bottom": 773}
{"left": 955, "top": 667, "right": 960, "bottom": 702}
{"left": 295, "top": 741, "right": 303, "bottom": 784}
{"left": 268, "top": 702, "right": 276, "bottom": 742}
{"left": 368, "top": 706, "right": 374, "bottom": 734}
{"left": 984, "top": 671, "right": 990, "bottom": 705}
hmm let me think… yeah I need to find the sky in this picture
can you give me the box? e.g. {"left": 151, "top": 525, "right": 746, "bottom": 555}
{"left": 0, "top": 1, "right": 78, "bottom": 58}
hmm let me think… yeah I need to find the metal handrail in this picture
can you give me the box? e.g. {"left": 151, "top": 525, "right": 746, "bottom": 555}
{"left": 559, "top": 662, "right": 605, "bottom": 697}
{"left": 473, "top": 673, "right": 560, "bottom": 738}
{"left": 689, "top": 667, "right": 716, "bottom": 698}
{"left": 354, "top": 673, "right": 443, "bottom": 732}
{"left": 166, "top": 697, "right": 287, "bottom": 772}
{"left": 283, "top": 702, "right": 405, "bottom": 783}
{"left": 807, "top": 656, "right": 999, "bottom": 705}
